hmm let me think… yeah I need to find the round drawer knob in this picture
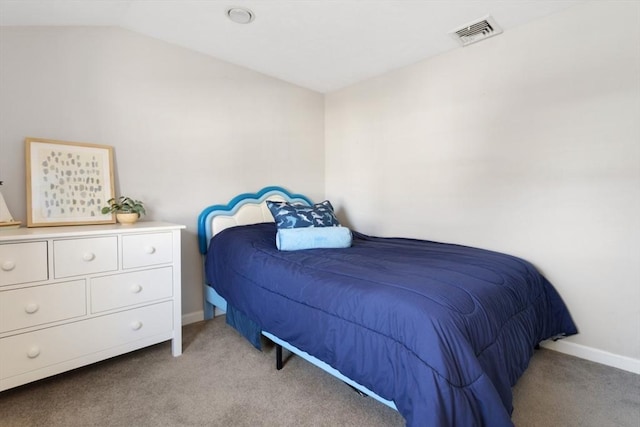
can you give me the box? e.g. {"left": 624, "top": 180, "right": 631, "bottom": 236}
{"left": 82, "top": 252, "right": 96, "bottom": 262}
{"left": 27, "top": 346, "right": 41, "bottom": 359}
{"left": 131, "top": 321, "right": 143, "bottom": 331}
{"left": 144, "top": 246, "right": 156, "bottom": 254}
{"left": 1, "top": 260, "right": 16, "bottom": 271}
{"left": 25, "top": 303, "right": 40, "bottom": 314}
{"left": 131, "top": 284, "right": 143, "bottom": 294}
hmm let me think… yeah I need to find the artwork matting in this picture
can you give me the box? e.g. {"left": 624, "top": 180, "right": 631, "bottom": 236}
{"left": 25, "top": 137, "right": 116, "bottom": 227}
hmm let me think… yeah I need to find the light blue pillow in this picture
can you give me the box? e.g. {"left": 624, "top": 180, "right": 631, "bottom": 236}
{"left": 267, "top": 200, "right": 340, "bottom": 229}
{"left": 276, "top": 226, "right": 352, "bottom": 251}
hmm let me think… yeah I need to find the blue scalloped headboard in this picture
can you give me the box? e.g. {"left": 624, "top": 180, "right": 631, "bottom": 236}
{"left": 197, "top": 186, "right": 313, "bottom": 254}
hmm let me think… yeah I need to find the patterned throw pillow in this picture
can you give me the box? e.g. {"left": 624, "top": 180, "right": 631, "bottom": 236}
{"left": 266, "top": 200, "right": 340, "bottom": 229}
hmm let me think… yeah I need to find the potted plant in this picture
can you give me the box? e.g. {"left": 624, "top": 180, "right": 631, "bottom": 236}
{"left": 101, "top": 196, "right": 146, "bottom": 225}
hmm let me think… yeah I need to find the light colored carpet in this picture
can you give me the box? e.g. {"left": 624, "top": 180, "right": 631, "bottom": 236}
{"left": 1, "top": 316, "right": 638, "bottom": 426}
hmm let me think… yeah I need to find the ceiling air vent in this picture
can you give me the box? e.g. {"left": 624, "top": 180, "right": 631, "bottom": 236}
{"left": 450, "top": 15, "right": 503, "bottom": 47}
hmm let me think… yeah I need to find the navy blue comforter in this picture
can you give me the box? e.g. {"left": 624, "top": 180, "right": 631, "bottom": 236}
{"left": 205, "top": 223, "right": 577, "bottom": 426}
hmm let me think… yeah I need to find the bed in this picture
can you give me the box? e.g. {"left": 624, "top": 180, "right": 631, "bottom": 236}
{"left": 197, "top": 186, "right": 577, "bottom": 426}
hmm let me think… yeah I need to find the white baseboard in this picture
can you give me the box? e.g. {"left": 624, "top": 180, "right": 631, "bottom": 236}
{"left": 541, "top": 339, "right": 640, "bottom": 375}
{"left": 181, "top": 310, "right": 205, "bottom": 325}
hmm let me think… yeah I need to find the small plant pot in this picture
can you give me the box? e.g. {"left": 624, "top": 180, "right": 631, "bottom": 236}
{"left": 116, "top": 213, "right": 139, "bottom": 225}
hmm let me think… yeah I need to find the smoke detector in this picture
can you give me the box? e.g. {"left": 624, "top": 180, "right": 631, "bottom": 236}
{"left": 226, "top": 7, "right": 255, "bottom": 24}
{"left": 450, "top": 15, "right": 503, "bottom": 47}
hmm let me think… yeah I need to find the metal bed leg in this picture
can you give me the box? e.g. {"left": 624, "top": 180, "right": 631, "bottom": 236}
{"left": 276, "top": 344, "right": 283, "bottom": 370}
{"left": 346, "top": 382, "right": 369, "bottom": 397}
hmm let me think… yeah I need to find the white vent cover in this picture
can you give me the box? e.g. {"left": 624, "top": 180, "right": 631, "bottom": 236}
{"left": 450, "top": 15, "right": 503, "bottom": 46}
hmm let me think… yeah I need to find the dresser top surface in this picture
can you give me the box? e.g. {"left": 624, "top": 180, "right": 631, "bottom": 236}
{"left": 0, "top": 221, "right": 185, "bottom": 241}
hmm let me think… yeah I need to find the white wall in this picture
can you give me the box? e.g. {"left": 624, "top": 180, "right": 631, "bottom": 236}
{"left": 326, "top": 1, "right": 640, "bottom": 365}
{"left": 1, "top": 1, "right": 638, "bottom": 370}
{"left": 0, "top": 27, "right": 325, "bottom": 320}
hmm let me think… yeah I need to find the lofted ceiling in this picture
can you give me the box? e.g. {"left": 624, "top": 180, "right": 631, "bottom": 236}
{"left": 0, "top": 0, "right": 584, "bottom": 93}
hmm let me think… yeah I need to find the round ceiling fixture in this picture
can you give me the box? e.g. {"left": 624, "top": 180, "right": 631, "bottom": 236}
{"left": 226, "top": 7, "right": 255, "bottom": 24}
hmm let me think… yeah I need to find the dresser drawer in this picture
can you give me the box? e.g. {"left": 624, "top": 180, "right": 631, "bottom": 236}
{"left": 122, "top": 232, "right": 173, "bottom": 269}
{"left": 54, "top": 237, "right": 118, "bottom": 278}
{"left": 0, "top": 280, "right": 86, "bottom": 333}
{"left": 0, "top": 301, "right": 173, "bottom": 380}
{"left": 90, "top": 267, "right": 173, "bottom": 313}
{"left": 0, "top": 242, "right": 48, "bottom": 286}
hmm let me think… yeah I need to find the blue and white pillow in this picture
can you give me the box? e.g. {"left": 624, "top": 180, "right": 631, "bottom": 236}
{"left": 266, "top": 200, "right": 340, "bottom": 229}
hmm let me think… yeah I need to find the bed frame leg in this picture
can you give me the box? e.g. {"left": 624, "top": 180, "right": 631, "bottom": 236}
{"left": 203, "top": 300, "right": 215, "bottom": 320}
{"left": 346, "top": 383, "right": 369, "bottom": 398}
{"left": 276, "top": 344, "right": 283, "bottom": 370}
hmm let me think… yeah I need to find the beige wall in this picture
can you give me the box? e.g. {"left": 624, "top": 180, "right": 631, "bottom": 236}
{"left": 0, "top": 27, "right": 325, "bottom": 320}
{"left": 326, "top": 1, "right": 640, "bottom": 363}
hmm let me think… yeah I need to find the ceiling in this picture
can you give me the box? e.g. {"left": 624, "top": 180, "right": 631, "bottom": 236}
{"left": 0, "top": 0, "right": 584, "bottom": 93}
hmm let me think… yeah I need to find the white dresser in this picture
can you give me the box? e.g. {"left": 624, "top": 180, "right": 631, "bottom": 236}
{"left": 0, "top": 221, "right": 184, "bottom": 391}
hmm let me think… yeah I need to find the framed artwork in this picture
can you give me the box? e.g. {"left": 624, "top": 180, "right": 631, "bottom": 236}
{"left": 25, "top": 138, "right": 116, "bottom": 227}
